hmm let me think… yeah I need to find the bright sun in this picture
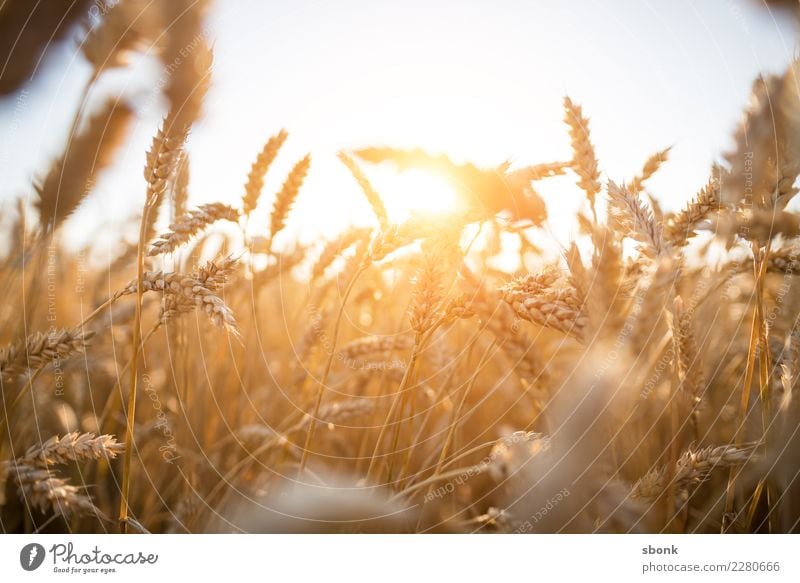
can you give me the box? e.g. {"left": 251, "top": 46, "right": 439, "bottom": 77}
{"left": 374, "top": 168, "right": 460, "bottom": 220}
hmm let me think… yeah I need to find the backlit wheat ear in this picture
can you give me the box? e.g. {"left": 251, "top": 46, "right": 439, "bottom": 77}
{"left": 35, "top": 100, "right": 133, "bottom": 232}
{"left": 363, "top": 217, "right": 438, "bottom": 266}
{"left": 142, "top": 116, "right": 190, "bottom": 239}
{"left": 5, "top": 462, "right": 107, "bottom": 520}
{"left": 113, "top": 261, "right": 240, "bottom": 334}
{"left": 81, "top": 0, "right": 157, "bottom": 75}
{"left": 364, "top": 224, "right": 409, "bottom": 265}
{"left": 172, "top": 152, "right": 190, "bottom": 220}
{"left": 507, "top": 161, "right": 570, "bottom": 182}
{"left": 149, "top": 203, "right": 240, "bottom": 255}
{"left": 195, "top": 255, "right": 239, "bottom": 289}
{"left": 630, "top": 443, "right": 757, "bottom": 502}
{"left": 243, "top": 129, "right": 288, "bottom": 216}
{"left": 459, "top": 265, "right": 547, "bottom": 384}
{"left": 723, "top": 67, "right": 800, "bottom": 209}
{"left": 0, "top": 327, "right": 94, "bottom": 379}
{"left": 22, "top": 432, "right": 124, "bottom": 467}
{"left": 409, "top": 235, "right": 461, "bottom": 335}
{"left": 338, "top": 151, "right": 389, "bottom": 230}
{"left": 252, "top": 247, "right": 307, "bottom": 288}
{"left": 115, "top": 271, "right": 198, "bottom": 298}
{"left": 161, "top": 0, "right": 213, "bottom": 131}
{"left": 158, "top": 286, "right": 240, "bottom": 335}
{"left": 586, "top": 225, "right": 624, "bottom": 336}
{"left": 628, "top": 147, "right": 671, "bottom": 195}
{"left": 734, "top": 243, "right": 800, "bottom": 275}
{"left": 269, "top": 154, "right": 311, "bottom": 242}
{"left": 563, "top": 96, "right": 601, "bottom": 215}
{"left": 502, "top": 272, "right": 588, "bottom": 340}
{"left": 664, "top": 176, "right": 720, "bottom": 247}
{"left": 312, "top": 398, "right": 376, "bottom": 428}
{"left": 734, "top": 208, "right": 800, "bottom": 245}
{"left": 311, "top": 227, "right": 372, "bottom": 280}
{"left": 340, "top": 335, "right": 413, "bottom": 360}
{"left": 440, "top": 293, "right": 477, "bottom": 324}
{"left": 672, "top": 296, "right": 705, "bottom": 417}
{"left": 565, "top": 242, "right": 589, "bottom": 307}
{"left": 607, "top": 180, "right": 666, "bottom": 258}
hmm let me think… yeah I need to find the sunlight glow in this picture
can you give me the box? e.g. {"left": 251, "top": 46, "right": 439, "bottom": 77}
{"left": 376, "top": 169, "right": 460, "bottom": 220}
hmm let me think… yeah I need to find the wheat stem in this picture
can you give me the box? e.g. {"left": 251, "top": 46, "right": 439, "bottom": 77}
{"left": 297, "top": 264, "right": 366, "bottom": 476}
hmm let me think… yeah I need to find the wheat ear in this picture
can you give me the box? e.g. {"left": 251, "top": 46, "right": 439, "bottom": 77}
{"left": 149, "top": 203, "right": 240, "bottom": 255}
{"left": 338, "top": 151, "right": 389, "bottom": 230}
{"left": 629, "top": 147, "right": 671, "bottom": 195}
{"left": 35, "top": 100, "right": 132, "bottom": 231}
{"left": 607, "top": 180, "right": 666, "bottom": 258}
{"left": 269, "top": 154, "right": 311, "bottom": 242}
{"left": 564, "top": 96, "right": 601, "bottom": 216}
{"left": 0, "top": 327, "right": 94, "bottom": 379}
{"left": 243, "top": 129, "right": 288, "bottom": 216}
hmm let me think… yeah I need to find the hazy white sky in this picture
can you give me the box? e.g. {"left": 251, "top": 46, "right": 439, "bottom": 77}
{"left": 0, "top": 0, "right": 797, "bottom": 254}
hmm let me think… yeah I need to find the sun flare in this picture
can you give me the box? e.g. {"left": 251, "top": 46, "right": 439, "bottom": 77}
{"left": 375, "top": 168, "right": 460, "bottom": 220}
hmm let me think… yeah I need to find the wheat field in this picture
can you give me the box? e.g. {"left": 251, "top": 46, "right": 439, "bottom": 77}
{"left": 1, "top": 0, "right": 800, "bottom": 535}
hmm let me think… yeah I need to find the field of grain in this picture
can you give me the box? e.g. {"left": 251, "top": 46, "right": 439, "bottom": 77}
{"left": 1, "top": 0, "right": 800, "bottom": 534}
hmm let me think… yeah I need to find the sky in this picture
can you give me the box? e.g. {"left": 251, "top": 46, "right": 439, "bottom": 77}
{"left": 0, "top": 0, "right": 797, "bottom": 257}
